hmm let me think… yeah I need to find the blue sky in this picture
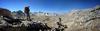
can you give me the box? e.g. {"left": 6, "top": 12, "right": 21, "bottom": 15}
{"left": 0, "top": 0, "right": 100, "bottom": 13}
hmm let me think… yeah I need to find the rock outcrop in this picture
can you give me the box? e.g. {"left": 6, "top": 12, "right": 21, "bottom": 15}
{"left": 61, "top": 6, "right": 100, "bottom": 31}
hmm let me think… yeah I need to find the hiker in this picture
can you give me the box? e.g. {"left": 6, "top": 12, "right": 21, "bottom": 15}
{"left": 24, "top": 6, "right": 31, "bottom": 21}
{"left": 55, "top": 18, "right": 67, "bottom": 31}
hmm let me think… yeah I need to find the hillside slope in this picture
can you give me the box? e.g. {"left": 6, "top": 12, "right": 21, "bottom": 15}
{"left": 61, "top": 6, "right": 100, "bottom": 31}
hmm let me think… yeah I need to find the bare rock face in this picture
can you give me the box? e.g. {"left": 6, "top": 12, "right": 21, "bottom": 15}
{"left": 61, "top": 6, "right": 100, "bottom": 31}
